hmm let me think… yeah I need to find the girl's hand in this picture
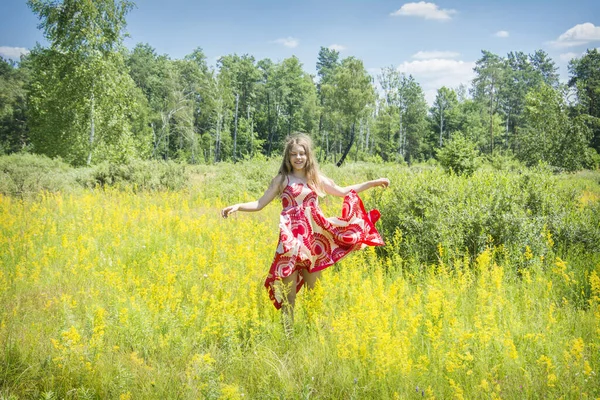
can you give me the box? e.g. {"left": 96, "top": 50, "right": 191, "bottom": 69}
{"left": 221, "top": 205, "right": 239, "bottom": 218}
{"left": 373, "top": 178, "right": 390, "bottom": 188}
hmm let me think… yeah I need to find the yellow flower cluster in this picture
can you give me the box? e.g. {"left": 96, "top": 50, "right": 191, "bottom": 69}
{"left": 0, "top": 189, "right": 598, "bottom": 398}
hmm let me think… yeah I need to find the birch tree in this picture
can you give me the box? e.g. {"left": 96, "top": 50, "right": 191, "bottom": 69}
{"left": 27, "top": 0, "right": 145, "bottom": 165}
{"left": 322, "top": 57, "right": 374, "bottom": 166}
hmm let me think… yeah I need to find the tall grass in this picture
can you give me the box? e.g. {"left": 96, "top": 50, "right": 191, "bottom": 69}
{"left": 0, "top": 160, "right": 599, "bottom": 399}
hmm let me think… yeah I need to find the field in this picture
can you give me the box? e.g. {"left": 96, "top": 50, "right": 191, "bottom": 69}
{"left": 1, "top": 160, "right": 599, "bottom": 399}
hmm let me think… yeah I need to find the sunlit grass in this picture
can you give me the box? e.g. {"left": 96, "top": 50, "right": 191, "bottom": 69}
{"left": 1, "top": 168, "right": 599, "bottom": 399}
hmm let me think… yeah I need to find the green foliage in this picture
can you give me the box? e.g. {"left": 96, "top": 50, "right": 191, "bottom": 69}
{"left": 316, "top": 47, "right": 340, "bottom": 86}
{"left": 518, "top": 84, "right": 591, "bottom": 171}
{"left": 0, "top": 154, "right": 190, "bottom": 195}
{"left": 321, "top": 57, "right": 375, "bottom": 165}
{"left": 374, "top": 166, "right": 600, "bottom": 267}
{"left": 2, "top": 9, "right": 597, "bottom": 172}
{"left": 430, "top": 86, "right": 459, "bottom": 149}
{"left": 484, "top": 150, "right": 525, "bottom": 172}
{"left": 583, "top": 147, "right": 600, "bottom": 170}
{"left": 0, "top": 56, "right": 29, "bottom": 154}
{"left": 88, "top": 160, "right": 189, "bottom": 191}
{"left": 569, "top": 48, "right": 600, "bottom": 153}
{"left": 0, "top": 153, "right": 80, "bottom": 196}
{"left": 436, "top": 133, "right": 481, "bottom": 175}
{"left": 27, "top": 0, "right": 134, "bottom": 55}
{"left": 189, "top": 159, "right": 279, "bottom": 203}
{"left": 375, "top": 68, "right": 429, "bottom": 163}
{"left": 26, "top": 0, "right": 147, "bottom": 166}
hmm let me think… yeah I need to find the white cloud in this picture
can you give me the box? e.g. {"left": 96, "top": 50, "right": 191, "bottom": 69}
{"left": 559, "top": 52, "right": 579, "bottom": 62}
{"left": 494, "top": 30, "right": 509, "bottom": 38}
{"left": 328, "top": 44, "right": 346, "bottom": 52}
{"left": 550, "top": 22, "right": 600, "bottom": 48}
{"left": 0, "top": 46, "right": 30, "bottom": 60}
{"left": 396, "top": 58, "right": 474, "bottom": 76}
{"left": 273, "top": 37, "right": 299, "bottom": 48}
{"left": 390, "top": 2, "right": 457, "bottom": 21}
{"left": 396, "top": 58, "right": 475, "bottom": 104}
{"left": 412, "top": 50, "right": 460, "bottom": 60}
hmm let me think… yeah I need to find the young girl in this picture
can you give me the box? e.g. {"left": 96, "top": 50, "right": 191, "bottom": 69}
{"left": 221, "top": 133, "right": 389, "bottom": 327}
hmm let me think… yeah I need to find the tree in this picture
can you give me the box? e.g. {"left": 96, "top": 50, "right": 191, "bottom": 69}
{"left": 27, "top": 0, "right": 146, "bottom": 165}
{"left": 217, "top": 54, "right": 262, "bottom": 160}
{"left": 530, "top": 49, "right": 559, "bottom": 88}
{"left": 453, "top": 99, "right": 502, "bottom": 153}
{"left": 430, "top": 86, "right": 459, "bottom": 148}
{"left": 127, "top": 43, "right": 176, "bottom": 160}
{"left": 255, "top": 58, "right": 276, "bottom": 154}
{"left": 472, "top": 50, "right": 505, "bottom": 154}
{"left": 436, "top": 133, "right": 481, "bottom": 176}
{"left": 204, "top": 67, "right": 233, "bottom": 162}
{"left": 316, "top": 47, "right": 340, "bottom": 158}
{"left": 495, "top": 50, "right": 559, "bottom": 151}
{"left": 397, "top": 75, "right": 428, "bottom": 162}
{"left": 518, "top": 83, "right": 591, "bottom": 171}
{"left": 568, "top": 49, "right": 600, "bottom": 153}
{"left": 322, "top": 57, "right": 375, "bottom": 166}
{"left": 256, "top": 56, "right": 318, "bottom": 156}
{"left": 0, "top": 56, "right": 29, "bottom": 153}
{"left": 376, "top": 68, "right": 428, "bottom": 162}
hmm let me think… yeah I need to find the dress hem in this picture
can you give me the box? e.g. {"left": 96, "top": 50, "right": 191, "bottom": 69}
{"left": 265, "top": 189, "right": 384, "bottom": 310}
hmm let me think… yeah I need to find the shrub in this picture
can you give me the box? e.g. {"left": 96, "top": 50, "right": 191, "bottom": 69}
{"left": 485, "top": 151, "right": 525, "bottom": 172}
{"left": 436, "top": 133, "right": 481, "bottom": 176}
{"left": 0, "top": 153, "right": 80, "bottom": 196}
{"left": 0, "top": 155, "right": 192, "bottom": 196}
{"left": 373, "top": 167, "right": 600, "bottom": 267}
{"left": 583, "top": 147, "right": 600, "bottom": 170}
{"left": 87, "top": 160, "right": 189, "bottom": 191}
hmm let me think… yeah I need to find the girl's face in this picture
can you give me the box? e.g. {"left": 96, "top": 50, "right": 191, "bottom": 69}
{"left": 289, "top": 144, "right": 307, "bottom": 172}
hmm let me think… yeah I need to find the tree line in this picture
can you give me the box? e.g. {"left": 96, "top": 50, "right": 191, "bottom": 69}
{"left": 1, "top": 0, "right": 599, "bottom": 171}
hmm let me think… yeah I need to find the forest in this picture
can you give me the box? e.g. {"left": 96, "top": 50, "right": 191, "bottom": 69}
{"left": 0, "top": 0, "right": 599, "bottom": 171}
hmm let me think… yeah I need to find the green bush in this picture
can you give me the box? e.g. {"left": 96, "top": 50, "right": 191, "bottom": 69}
{"left": 373, "top": 166, "right": 600, "bottom": 267}
{"left": 88, "top": 160, "right": 189, "bottom": 191}
{"left": 0, "top": 155, "right": 191, "bottom": 196}
{"left": 485, "top": 151, "right": 525, "bottom": 172}
{"left": 436, "top": 133, "right": 481, "bottom": 176}
{"left": 0, "top": 153, "right": 80, "bottom": 196}
{"left": 583, "top": 147, "right": 600, "bottom": 170}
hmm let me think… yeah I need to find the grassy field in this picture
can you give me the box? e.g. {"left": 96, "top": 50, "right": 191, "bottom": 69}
{"left": 1, "top": 161, "right": 599, "bottom": 399}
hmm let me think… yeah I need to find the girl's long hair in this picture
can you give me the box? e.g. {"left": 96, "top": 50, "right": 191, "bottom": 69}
{"left": 278, "top": 133, "right": 323, "bottom": 195}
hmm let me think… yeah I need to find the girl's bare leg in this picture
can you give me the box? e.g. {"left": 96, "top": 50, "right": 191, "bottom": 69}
{"left": 300, "top": 269, "right": 322, "bottom": 290}
{"left": 280, "top": 272, "right": 298, "bottom": 336}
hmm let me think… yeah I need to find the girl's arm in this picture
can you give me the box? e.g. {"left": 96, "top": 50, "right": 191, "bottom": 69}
{"left": 221, "top": 175, "right": 283, "bottom": 218}
{"left": 321, "top": 175, "right": 389, "bottom": 197}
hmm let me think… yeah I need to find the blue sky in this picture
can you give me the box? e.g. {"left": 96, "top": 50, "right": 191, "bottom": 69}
{"left": 1, "top": 0, "right": 599, "bottom": 103}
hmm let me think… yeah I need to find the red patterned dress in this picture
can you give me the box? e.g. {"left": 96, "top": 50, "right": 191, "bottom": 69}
{"left": 265, "top": 176, "right": 385, "bottom": 309}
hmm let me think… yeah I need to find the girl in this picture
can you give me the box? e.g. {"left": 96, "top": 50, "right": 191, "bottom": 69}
{"left": 221, "top": 133, "right": 389, "bottom": 328}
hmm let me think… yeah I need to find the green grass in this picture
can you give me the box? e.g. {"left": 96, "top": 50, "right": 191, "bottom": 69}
{"left": 0, "top": 161, "right": 599, "bottom": 399}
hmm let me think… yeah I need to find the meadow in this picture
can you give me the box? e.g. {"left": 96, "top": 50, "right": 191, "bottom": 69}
{"left": 1, "top": 158, "right": 599, "bottom": 399}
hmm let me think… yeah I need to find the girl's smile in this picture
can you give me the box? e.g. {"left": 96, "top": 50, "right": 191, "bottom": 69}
{"left": 289, "top": 144, "right": 307, "bottom": 171}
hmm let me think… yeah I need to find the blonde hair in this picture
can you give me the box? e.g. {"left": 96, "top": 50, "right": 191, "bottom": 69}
{"left": 278, "top": 133, "right": 323, "bottom": 195}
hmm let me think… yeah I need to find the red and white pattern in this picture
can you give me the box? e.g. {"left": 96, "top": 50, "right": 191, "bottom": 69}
{"left": 265, "top": 179, "right": 385, "bottom": 309}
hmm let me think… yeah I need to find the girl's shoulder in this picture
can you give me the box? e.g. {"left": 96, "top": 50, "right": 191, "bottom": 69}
{"left": 319, "top": 174, "right": 334, "bottom": 185}
{"left": 270, "top": 173, "right": 288, "bottom": 193}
